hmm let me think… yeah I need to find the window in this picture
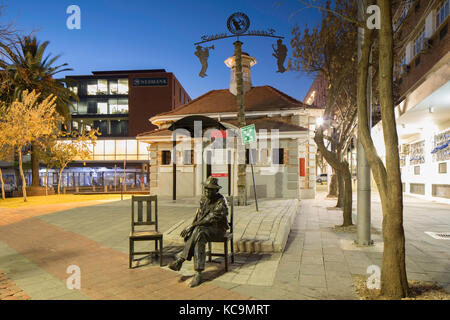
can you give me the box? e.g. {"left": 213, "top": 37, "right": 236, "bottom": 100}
{"left": 87, "top": 80, "right": 97, "bottom": 95}
{"left": 69, "top": 86, "right": 78, "bottom": 95}
{"left": 414, "top": 165, "right": 420, "bottom": 175}
{"left": 97, "top": 79, "right": 108, "bottom": 95}
{"left": 436, "top": 0, "right": 450, "bottom": 29}
{"left": 93, "top": 120, "right": 108, "bottom": 136}
{"left": 413, "top": 28, "right": 425, "bottom": 56}
{"left": 110, "top": 120, "right": 128, "bottom": 136}
{"left": 272, "top": 148, "right": 284, "bottom": 165}
{"left": 395, "top": 2, "right": 412, "bottom": 30}
{"left": 183, "top": 150, "right": 194, "bottom": 165}
{"left": 109, "top": 79, "right": 118, "bottom": 94}
{"left": 118, "top": 79, "right": 128, "bottom": 94}
{"left": 161, "top": 151, "right": 171, "bottom": 165}
{"left": 97, "top": 102, "right": 108, "bottom": 114}
{"left": 439, "top": 162, "right": 447, "bottom": 173}
{"left": 245, "top": 149, "right": 257, "bottom": 164}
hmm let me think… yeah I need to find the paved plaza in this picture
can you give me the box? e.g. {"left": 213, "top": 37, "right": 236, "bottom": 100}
{"left": 0, "top": 192, "right": 449, "bottom": 300}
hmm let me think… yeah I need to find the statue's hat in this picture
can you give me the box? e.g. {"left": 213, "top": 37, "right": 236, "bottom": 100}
{"left": 203, "top": 176, "right": 222, "bottom": 189}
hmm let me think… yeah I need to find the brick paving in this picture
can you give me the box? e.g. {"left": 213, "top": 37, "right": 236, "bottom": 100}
{"left": 0, "top": 271, "right": 30, "bottom": 300}
{"left": 0, "top": 192, "right": 448, "bottom": 300}
{"left": 0, "top": 214, "right": 249, "bottom": 300}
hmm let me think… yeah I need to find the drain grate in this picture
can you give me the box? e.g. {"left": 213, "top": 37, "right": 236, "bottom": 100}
{"left": 425, "top": 231, "right": 450, "bottom": 240}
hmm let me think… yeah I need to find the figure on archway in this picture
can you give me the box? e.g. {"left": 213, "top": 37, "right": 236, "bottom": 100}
{"left": 272, "top": 39, "right": 287, "bottom": 73}
{"left": 195, "top": 45, "right": 214, "bottom": 78}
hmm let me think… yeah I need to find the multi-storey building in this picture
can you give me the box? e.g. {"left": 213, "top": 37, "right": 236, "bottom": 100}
{"left": 374, "top": 0, "right": 450, "bottom": 203}
{"left": 0, "top": 69, "right": 191, "bottom": 192}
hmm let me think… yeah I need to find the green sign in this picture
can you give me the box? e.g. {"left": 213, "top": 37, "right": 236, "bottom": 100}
{"left": 240, "top": 124, "right": 256, "bottom": 144}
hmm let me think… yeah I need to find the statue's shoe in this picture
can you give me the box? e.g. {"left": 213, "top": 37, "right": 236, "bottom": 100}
{"left": 168, "top": 259, "right": 183, "bottom": 271}
{"left": 190, "top": 273, "right": 202, "bottom": 288}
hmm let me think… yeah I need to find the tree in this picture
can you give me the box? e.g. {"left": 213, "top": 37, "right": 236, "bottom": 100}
{"left": 0, "top": 36, "right": 77, "bottom": 187}
{"left": 0, "top": 90, "right": 60, "bottom": 201}
{"left": 289, "top": 0, "right": 358, "bottom": 226}
{"left": 356, "top": 0, "right": 408, "bottom": 298}
{"left": 41, "top": 130, "right": 98, "bottom": 194}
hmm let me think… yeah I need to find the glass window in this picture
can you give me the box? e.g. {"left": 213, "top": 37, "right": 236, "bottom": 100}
{"left": 110, "top": 98, "right": 128, "bottom": 114}
{"left": 116, "top": 140, "right": 126, "bottom": 155}
{"left": 138, "top": 142, "right": 148, "bottom": 155}
{"left": 161, "top": 151, "right": 171, "bottom": 165}
{"left": 127, "top": 139, "right": 137, "bottom": 155}
{"left": 94, "top": 140, "right": 104, "bottom": 156}
{"left": 87, "top": 80, "right": 97, "bottom": 95}
{"left": 246, "top": 149, "right": 257, "bottom": 164}
{"left": 413, "top": 28, "right": 425, "bottom": 56}
{"left": 97, "top": 102, "right": 108, "bottom": 114}
{"left": 93, "top": 120, "right": 108, "bottom": 136}
{"left": 104, "top": 140, "right": 115, "bottom": 156}
{"left": 118, "top": 78, "right": 128, "bottom": 94}
{"left": 77, "top": 100, "right": 87, "bottom": 114}
{"left": 98, "top": 79, "right": 108, "bottom": 95}
{"left": 436, "top": 0, "right": 450, "bottom": 28}
{"left": 87, "top": 101, "right": 97, "bottom": 114}
{"left": 109, "top": 79, "right": 118, "bottom": 94}
{"left": 110, "top": 120, "right": 128, "bottom": 136}
{"left": 272, "top": 148, "right": 284, "bottom": 165}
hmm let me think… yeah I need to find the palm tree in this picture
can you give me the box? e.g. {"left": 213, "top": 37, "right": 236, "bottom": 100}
{"left": 0, "top": 36, "right": 78, "bottom": 188}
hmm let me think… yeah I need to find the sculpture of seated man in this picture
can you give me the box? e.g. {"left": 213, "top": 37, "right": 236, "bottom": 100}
{"left": 168, "top": 177, "right": 229, "bottom": 287}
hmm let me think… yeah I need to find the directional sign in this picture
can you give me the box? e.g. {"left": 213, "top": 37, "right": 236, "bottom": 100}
{"left": 240, "top": 124, "right": 256, "bottom": 145}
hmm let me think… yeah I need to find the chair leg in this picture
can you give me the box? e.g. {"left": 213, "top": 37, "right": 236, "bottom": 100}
{"left": 129, "top": 238, "right": 133, "bottom": 269}
{"left": 208, "top": 242, "right": 212, "bottom": 262}
{"left": 224, "top": 241, "right": 228, "bottom": 272}
{"left": 230, "top": 237, "right": 234, "bottom": 264}
{"left": 159, "top": 238, "right": 163, "bottom": 267}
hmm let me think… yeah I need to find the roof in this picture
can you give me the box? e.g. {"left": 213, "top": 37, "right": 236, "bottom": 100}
{"left": 154, "top": 85, "right": 320, "bottom": 118}
{"left": 137, "top": 117, "right": 307, "bottom": 138}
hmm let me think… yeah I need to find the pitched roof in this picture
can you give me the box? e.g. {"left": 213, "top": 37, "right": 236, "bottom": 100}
{"left": 137, "top": 117, "right": 307, "bottom": 138}
{"left": 155, "top": 85, "right": 318, "bottom": 118}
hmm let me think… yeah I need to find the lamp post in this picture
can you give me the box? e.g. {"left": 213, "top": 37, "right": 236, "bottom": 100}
{"left": 194, "top": 12, "right": 285, "bottom": 206}
{"left": 356, "top": 0, "right": 373, "bottom": 246}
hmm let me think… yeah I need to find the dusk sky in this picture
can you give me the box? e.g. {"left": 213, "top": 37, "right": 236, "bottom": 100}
{"left": 4, "top": 0, "right": 323, "bottom": 102}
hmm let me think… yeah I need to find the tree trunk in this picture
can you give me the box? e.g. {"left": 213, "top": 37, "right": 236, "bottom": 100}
{"left": 336, "top": 170, "right": 344, "bottom": 208}
{"left": 18, "top": 149, "right": 27, "bottom": 202}
{"left": 31, "top": 142, "right": 40, "bottom": 187}
{"left": 327, "top": 170, "right": 338, "bottom": 197}
{"left": 356, "top": 0, "right": 408, "bottom": 298}
{"left": 341, "top": 161, "right": 353, "bottom": 226}
{"left": 45, "top": 166, "right": 49, "bottom": 196}
{"left": 58, "top": 167, "right": 64, "bottom": 195}
{"left": 0, "top": 168, "right": 5, "bottom": 200}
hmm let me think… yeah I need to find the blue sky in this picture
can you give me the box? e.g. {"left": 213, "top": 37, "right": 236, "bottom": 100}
{"left": 3, "top": 0, "right": 322, "bottom": 101}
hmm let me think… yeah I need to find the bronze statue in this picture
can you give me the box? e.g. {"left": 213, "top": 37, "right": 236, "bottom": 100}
{"left": 168, "top": 176, "right": 229, "bottom": 287}
{"left": 195, "top": 45, "right": 214, "bottom": 78}
{"left": 272, "top": 39, "right": 287, "bottom": 73}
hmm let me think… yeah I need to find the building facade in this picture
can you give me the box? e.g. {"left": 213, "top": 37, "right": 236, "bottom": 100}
{"left": 1, "top": 69, "right": 191, "bottom": 192}
{"left": 137, "top": 53, "right": 324, "bottom": 200}
{"left": 375, "top": 0, "right": 450, "bottom": 203}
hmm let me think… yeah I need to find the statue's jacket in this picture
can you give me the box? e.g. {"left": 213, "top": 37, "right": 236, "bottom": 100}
{"left": 195, "top": 194, "right": 229, "bottom": 232}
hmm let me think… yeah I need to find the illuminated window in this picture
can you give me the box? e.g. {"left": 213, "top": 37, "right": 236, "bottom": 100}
{"left": 109, "top": 80, "right": 118, "bottom": 94}
{"left": 109, "top": 98, "right": 128, "bottom": 114}
{"left": 436, "top": 0, "right": 450, "bottom": 29}
{"left": 118, "top": 79, "right": 128, "bottom": 94}
{"left": 87, "top": 80, "right": 97, "bottom": 95}
{"left": 97, "top": 79, "right": 108, "bottom": 94}
{"left": 97, "top": 102, "right": 108, "bottom": 114}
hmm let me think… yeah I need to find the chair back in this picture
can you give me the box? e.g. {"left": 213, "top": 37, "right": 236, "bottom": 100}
{"left": 226, "top": 196, "right": 234, "bottom": 233}
{"left": 131, "top": 195, "right": 158, "bottom": 233}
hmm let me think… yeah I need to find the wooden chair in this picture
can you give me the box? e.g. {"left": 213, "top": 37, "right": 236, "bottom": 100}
{"left": 206, "top": 196, "right": 234, "bottom": 272}
{"left": 129, "top": 195, "right": 163, "bottom": 268}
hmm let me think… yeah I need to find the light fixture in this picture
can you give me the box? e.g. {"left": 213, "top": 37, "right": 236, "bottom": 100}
{"left": 429, "top": 106, "right": 434, "bottom": 113}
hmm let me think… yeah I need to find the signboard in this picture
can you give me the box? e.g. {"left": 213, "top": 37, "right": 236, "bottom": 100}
{"left": 132, "top": 77, "right": 168, "bottom": 87}
{"left": 240, "top": 124, "right": 256, "bottom": 145}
